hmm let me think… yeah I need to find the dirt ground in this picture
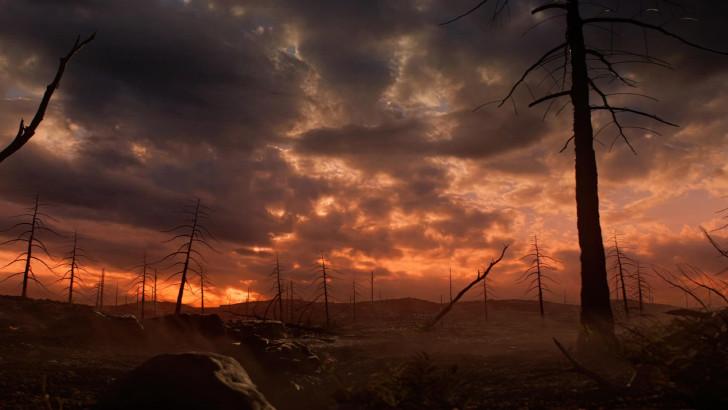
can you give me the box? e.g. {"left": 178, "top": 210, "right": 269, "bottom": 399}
{"left": 0, "top": 296, "right": 692, "bottom": 409}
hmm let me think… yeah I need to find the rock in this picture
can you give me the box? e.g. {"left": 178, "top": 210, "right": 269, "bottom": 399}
{"left": 97, "top": 352, "right": 275, "bottom": 410}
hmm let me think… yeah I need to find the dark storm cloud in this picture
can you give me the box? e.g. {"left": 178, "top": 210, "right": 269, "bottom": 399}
{"left": 0, "top": 0, "right": 727, "bottom": 302}
{"left": 0, "top": 0, "right": 307, "bottom": 149}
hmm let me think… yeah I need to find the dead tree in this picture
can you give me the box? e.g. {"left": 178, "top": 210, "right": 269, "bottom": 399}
{"left": 159, "top": 199, "right": 215, "bottom": 315}
{"left": 289, "top": 279, "right": 295, "bottom": 322}
{"left": 520, "top": 236, "right": 558, "bottom": 318}
{"left": 351, "top": 276, "right": 359, "bottom": 322}
{"left": 607, "top": 234, "right": 638, "bottom": 317}
{"left": 443, "top": 0, "right": 728, "bottom": 343}
{"left": 58, "top": 232, "right": 93, "bottom": 304}
{"left": 426, "top": 245, "right": 509, "bottom": 329}
{"left": 272, "top": 254, "right": 284, "bottom": 320}
{"left": 481, "top": 272, "right": 497, "bottom": 321}
{"left": 0, "top": 34, "right": 95, "bottom": 163}
{"left": 152, "top": 269, "right": 158, "bottom": 315}
{"left": 129, "top": 253, "right": 152, "bottom": 321}
{"left": 0, "top": 195, "right": 58, "bottom": 297}
{"left": 370, "top": 271, "right": 375, "bottom": 305}
{"left": 95, "top": 268, "right": 106, "bottom": 309}
{"left": 633, "top": 262, "right": 652, "bottom": 313}
{"left": 653, "top": 267, "right": 708, "bottom": 310}
{"left": 678, "top": 265, "right": 728, "bottom": 308}
{"left": 449, "top": 266, "right": 453, "bottom": 303}
{"left": 317, "top": 253, "right": 332, "bottom": 328}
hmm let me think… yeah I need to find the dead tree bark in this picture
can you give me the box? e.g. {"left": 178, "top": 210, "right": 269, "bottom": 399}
{"left": 0, "top": 34, "right": 95, "bottom": 163}
{"left": 425, "top": 245, "right": 508, "bottom": 329}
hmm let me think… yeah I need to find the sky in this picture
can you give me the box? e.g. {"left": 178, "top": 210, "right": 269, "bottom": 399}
{"left": 1, "top": 0, "right": 728, "bottom": 308}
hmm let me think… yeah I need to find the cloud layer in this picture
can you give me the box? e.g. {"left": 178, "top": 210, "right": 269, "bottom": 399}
{"left": 0, "top": 0, "right": 727, "bottom": 307}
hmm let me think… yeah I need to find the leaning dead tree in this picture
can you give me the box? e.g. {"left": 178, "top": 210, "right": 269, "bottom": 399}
{"left": 653, "top": 267, "right": 710, "bottom": 310}
{"left": 425, "top": 245, "right": 509, "bottom": 329}
{"left": 0, "top": 34, "right": 95, "bottom": 163}
{"left": 607, "top": 234, "right": 638, "bottom": 317}
{"left": 520, "top": 236, "right": 558, "bottom": 318}
{"left": 159, "top": 199, "right": 215, "bottom": 315}
{"left": 57, "top": 231, "right": 93, "bottom": 304}
{"left": 443, "top": 0, "right": 728, "bottom": 344}
{"left": 0, "top": 195, "right": 58, "bottom": 298}
{"left": 129, "top": 253, "right": 151, "bottom": 321}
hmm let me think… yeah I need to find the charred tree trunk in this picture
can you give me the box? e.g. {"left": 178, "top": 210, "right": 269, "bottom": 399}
{"left": 321, "top": 254, "right": 330, "bottom": 328}
{"left": 67, "top": 232, "right": 78, "bottom": 304}
{"left": 21, "top": 196, "right": 39, "bottom": 298}
{"left": 175, "top": 199, "right": 200, "bottom": 315}
{"left": 275, "top": 254, "right": 283, "bottom": 320}
{"left": 535, "top": 240, "right": 545, "bottom": 319}
{"left": 613, "top": 236, "right": 630, "bottom": 317}
{"left": 566, "top": 0, "right": 615, "bottom": 343}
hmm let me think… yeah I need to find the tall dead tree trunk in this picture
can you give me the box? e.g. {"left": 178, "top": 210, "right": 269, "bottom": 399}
{"left": 175, "top": 200, "right": 200, "bottom": 315}
{"left": 565, "top": 0, "right": 614, "bottom": 341}
{"left": 160, "top": 199, "right": 214, "bottom": 316}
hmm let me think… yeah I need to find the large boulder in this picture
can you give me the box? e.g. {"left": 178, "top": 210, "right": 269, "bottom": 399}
{"left": 97, "top": 352, "right": 275, "bottom": 410}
